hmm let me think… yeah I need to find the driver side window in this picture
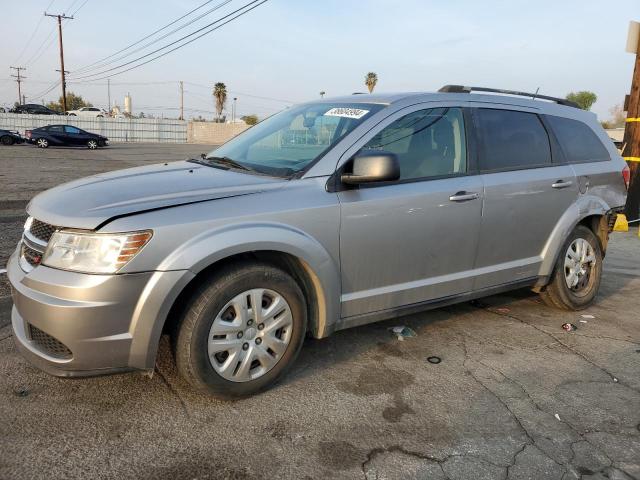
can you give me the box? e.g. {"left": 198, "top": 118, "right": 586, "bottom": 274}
{"left": 363, "top": 107, "right": 467, "bottom": 181}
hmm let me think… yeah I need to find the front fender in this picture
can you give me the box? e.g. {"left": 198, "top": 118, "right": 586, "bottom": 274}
{"left": 159, "top": 221, "right": 341, "bottom": 336}
{"left": 538, "top": 194, "right": 611, "bottom": 279}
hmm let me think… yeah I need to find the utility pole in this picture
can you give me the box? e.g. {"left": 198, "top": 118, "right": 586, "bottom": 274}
{"left": 624, "top": 21, "right": 640, "bottom": 221}
{"left": 10, "top": 66, "right": 26, "bottom": 105}
{"left": 179, "top": 81, "right": 184, "bottom": 120}
{"left": 107, "top": 79, "right": 111, "bottom": 114}
{"left": 232, "top": 97, "right": 237, "bottom": 123}
{"left": 45, "top": 12, "right": 73, "bottom": 113}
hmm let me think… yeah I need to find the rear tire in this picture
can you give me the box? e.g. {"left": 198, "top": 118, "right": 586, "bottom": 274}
{"left": 35, "top": 138, "right": 49, "bottom": 148}
{"left": 539, "top": 225, "right": 602, "bottom": 310}
{"left": 174, "top": 262, "right": 307, "bottom": 398}
{"left": 1, "top": 135, "right": 14, "bottom": 145}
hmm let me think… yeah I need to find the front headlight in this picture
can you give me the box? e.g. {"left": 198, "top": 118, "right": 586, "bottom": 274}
{"left": 42, "top": 230, "right": 152, "bottom": 274}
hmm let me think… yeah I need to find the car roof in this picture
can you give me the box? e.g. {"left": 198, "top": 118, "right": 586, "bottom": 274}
{"left": 318, "top": 90, "right": 591, "bottom": 119}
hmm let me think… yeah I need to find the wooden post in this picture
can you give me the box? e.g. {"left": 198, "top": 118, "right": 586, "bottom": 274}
{"left": 624, "top": 22, "right": 640, "bottom": 221}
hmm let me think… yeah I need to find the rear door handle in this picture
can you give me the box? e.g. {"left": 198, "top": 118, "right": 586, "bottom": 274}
{"left": 552, "top": 180, "right": 573, "bottom": 189}
{"left": 449, "top": 191, "right": 479, "bottom": 202}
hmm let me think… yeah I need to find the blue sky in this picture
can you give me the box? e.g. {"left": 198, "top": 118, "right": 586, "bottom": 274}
{"left": 1, "top": 0, "right": 638, "bottom": 120}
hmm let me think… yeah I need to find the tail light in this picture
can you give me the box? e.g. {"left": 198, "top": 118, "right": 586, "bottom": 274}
{"left": 25, "top": 130, "right": 32, "bottom": 139}
{"left": 622, "top": 165, "right": 630, "bottom": 190}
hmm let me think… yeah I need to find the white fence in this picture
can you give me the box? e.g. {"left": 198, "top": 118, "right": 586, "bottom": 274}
{"left": 0, "top": 113, "right": 187, "bottom": 143}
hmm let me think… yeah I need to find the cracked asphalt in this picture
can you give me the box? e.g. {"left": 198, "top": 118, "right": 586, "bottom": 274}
{"left": 1, "top": 144, "right": 639, "bottom": 480}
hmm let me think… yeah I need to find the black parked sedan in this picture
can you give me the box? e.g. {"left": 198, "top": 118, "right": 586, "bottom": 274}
{"left": 10, "top": 103, "right": 62, "bottom": 115}
{"left": 0, "top": 129, "right": 25, "bottom": 145}
{"left": 26, "top": 125, "right": 108, "bottom": 149}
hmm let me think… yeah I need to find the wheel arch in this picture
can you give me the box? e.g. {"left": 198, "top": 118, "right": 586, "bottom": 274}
{"left": 129, "top": 223, "right": 340, "bottom": 371}
{"left": 536, "top": 195, "right": 611, "bottom": 286}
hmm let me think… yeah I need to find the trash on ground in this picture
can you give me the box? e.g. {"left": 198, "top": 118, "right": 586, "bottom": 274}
{"left": 389, "top": 326, "right": 417, "bottom": 341}
{"left": 554, "top": 413, "right": 561, "bottom": 421}
{"left": 613, "top": 377, "right": 618, "bottom": 383}
{"left": 579, "top": 320, "right": 588, "bottom": 324}
{"left": 427, "top": 356, "right": 441, "bottom": 364}
{"left": 581, "top": 314, "right": 595, "bottom": 319}
{"left": 495, "top": 307, "right": 511, "bottom": 314}
{"left": 562, "top": 323, "right": 578, "bottom": 332}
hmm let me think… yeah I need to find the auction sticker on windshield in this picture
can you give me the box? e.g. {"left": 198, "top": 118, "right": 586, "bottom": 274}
{"left": 324, "top": 107, "right": 370, "bottom": 119}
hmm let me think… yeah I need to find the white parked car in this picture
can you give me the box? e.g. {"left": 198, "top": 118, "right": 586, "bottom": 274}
{"left": 66, "top": 107, "right": 106, "bottom": 118}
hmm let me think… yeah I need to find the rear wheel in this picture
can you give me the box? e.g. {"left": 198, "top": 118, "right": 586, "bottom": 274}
{"left": 1, "top": 135, "right": 14, "bottom": 145}
{"left": 87, "top": 139, "right": 98, "bottom": 149}
{"left": 539, "top": 225, "right": 602, "bottom": 310}
{"left": 35, "top": 138, "right": 49, "bottom": 148}
{"left": 174, "top": 262, "right": 307, "bottom": 398}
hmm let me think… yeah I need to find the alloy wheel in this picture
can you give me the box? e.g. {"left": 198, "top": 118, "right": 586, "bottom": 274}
{"left": 87, "top": 140, "right": 98, "bottom": 149}
{"left": 36, "top": 138, "right": 48, "bottom": 148}
{"left": 564, "top": 238, "right": 596, "bottom": 293}
{"left": 207, "top": 288, "right": 293, "bottom": 382}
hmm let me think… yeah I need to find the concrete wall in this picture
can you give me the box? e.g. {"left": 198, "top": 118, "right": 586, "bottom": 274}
{"left": 0, "top": 113, "right": 187, "bottom": 143}
{"left": 187, "top": 122, "right": 250, "bottom": 145}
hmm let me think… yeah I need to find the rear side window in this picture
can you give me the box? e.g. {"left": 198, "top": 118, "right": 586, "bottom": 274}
{"left": 546, "top": 116, "right": 610, "bottom": 163}
{"left": 475, "top": 108, "right": 551, "bottom": 172}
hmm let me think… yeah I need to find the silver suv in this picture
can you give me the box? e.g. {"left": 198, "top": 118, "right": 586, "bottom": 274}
{"left": 7, "top": 86, "right": 629, "bottom": 397}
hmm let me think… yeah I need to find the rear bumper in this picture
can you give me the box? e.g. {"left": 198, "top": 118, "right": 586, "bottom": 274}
{"left": 7, "top": 249, "right": 190, "bottom": 377}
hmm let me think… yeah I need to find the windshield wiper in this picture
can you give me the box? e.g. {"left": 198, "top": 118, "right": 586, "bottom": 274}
{"left": 203, "top": 155, "right": 254, "bottom": 172}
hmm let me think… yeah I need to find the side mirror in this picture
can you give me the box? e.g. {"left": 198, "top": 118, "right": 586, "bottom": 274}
{"left": 341, "top": 150, "right": 400, "bottom": 185}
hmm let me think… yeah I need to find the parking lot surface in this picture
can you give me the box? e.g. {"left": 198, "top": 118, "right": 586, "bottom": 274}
{"left": 1, "top": 143, "right": 639, "bottom": 480}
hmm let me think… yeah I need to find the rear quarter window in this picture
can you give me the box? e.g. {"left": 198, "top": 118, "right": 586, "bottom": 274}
{"left": 546, "top": 116, "right": 610, "bottom": 163}
{"left": 475, "top": 108, "right": 552, "bottom": 172}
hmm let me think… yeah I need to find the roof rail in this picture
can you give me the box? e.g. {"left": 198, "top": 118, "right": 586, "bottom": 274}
{"left": 438, "top": 85, "right": 579, "bottom": 108}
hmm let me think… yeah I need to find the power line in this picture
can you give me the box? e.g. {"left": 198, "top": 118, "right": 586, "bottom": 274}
{"left": 71, "top": 0, "right": 228, "bottom": 75}
{"left": 13, "top": 0, "right": 56, "bottom": 64}
{"left": 68, "top": 0, "right": 268, "bottom": 81}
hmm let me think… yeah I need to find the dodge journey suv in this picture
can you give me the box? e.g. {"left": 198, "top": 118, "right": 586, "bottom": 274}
{"left": 8, "top": 86, "right": 629, "bottom": 397}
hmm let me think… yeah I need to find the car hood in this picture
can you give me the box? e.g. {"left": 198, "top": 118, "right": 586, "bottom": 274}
{"left": 27, "top": 161, "right": 285, "bottom": 230}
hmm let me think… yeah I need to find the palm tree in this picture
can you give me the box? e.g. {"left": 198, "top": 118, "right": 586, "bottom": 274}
{"left": 365, "top": 72, "right": 378, "bottom": 93}
{"left": 213, "top": 82, "right": 227, "bottom": 122}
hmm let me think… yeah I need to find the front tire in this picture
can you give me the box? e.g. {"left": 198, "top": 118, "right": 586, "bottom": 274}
{"left": 87, "top": 139, "right": 98, "bottom": 149}
{"left": 35, "top": 138, "right": 49, "bottom": 148}
{"left": 539, "top": 225, "right": 602, "bottom": 310}
{"left": 174, "top": 262, "right": 307, "bottom": 398}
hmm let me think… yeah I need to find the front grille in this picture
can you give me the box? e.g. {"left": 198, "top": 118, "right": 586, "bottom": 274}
{"left": 30, "top": 219, "right": 57, "bottom": 243}
{"left": 21, "top": 243, "right": 43, "bottom": 267}
{"left": 28, "top": 324, "right": 72, "bottom": 360}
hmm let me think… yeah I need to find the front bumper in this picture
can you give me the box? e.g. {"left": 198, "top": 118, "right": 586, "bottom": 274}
{"left": 7, "top": 248, "right": 189, "bottom": 377}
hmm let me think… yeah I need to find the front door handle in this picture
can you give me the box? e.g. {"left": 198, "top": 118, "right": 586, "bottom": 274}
{"left": 552, "top": 180, "right": 573, "bottom": 189}
{"left": 449, "top": 191, "right": 479, "bottom": 202}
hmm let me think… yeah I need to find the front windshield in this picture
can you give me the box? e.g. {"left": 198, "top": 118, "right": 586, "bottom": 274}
{"left": 200, "top": 102, "right": 384, "bottom": 177}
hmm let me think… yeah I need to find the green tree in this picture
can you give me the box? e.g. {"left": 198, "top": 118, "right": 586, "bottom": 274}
{"left": 46, "top": 92, "right": 93, "bottom": 112}
{"left": 241, "top": 114, "right": 259, "bottom": 125}
{"left": 566, "top": 91, "right": 597, "bottom": 111}
{"left": 213, "top": 82, "right": 227, "bottom": 122}
{"left": 365, "top": 72, "right": 378, "bottom": 93}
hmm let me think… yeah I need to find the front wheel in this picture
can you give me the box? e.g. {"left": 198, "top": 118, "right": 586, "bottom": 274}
{"left": 539, "top": 225, "right": 603, "bottom": 310}
{"left": 87, "top": 139, "right": 98, "bottom": 149}
{"left": 35, "top": 138, "right": 49, "bottom": 148}
{"left": 174, "top": 262, "right": 307, "bottom": 398}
